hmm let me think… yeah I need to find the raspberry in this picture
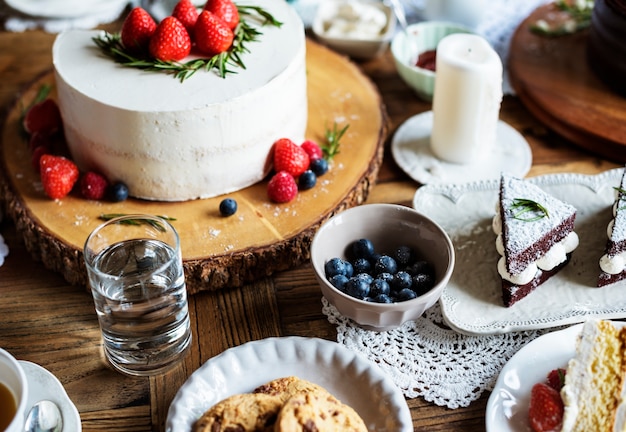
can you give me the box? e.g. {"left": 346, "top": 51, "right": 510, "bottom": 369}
{"left": 301, "top": 140, "right": 323, "bottom": 161}
{"left": 80, "top": 172, "right": 109, "bottom": 200}
{"left": 267, "top": 171, "right": 298, "bottom": 203}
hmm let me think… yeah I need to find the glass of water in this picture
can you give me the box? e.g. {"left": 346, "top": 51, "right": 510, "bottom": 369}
{"left": 84, "top": 214, "right": 191, "bottom": 376}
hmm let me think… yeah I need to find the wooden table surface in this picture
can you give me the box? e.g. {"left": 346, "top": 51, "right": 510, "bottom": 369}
{"left": 0, "top": 18, "right": 621, "bottom": 432}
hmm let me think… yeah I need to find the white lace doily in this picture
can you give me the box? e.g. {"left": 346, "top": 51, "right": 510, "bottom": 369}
{"left": 322, "top": 297, "right": 555, "bottom": 409}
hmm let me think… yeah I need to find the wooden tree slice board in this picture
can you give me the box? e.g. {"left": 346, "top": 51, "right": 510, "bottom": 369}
{"left": 508, "top": 3, "right": 626, "bottom": 162}
{"left": 0, "top": 39, "right": 387, "bottom": 294}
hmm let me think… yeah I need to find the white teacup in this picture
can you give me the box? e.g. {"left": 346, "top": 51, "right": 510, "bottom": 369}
{"left": 0, "top": 348, "right": 28, "bottom": 432}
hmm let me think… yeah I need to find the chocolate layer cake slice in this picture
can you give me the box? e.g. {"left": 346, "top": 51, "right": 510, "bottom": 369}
{"left": 598, "top": 167, "right": 626, "bottom": 286}
{"left": 492, "top": 174, "right": 579, "bottom": 307}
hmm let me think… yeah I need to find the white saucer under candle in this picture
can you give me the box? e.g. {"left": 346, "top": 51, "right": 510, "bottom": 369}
{"left": 391, "top": 111, "right": 532, "bottom": 185}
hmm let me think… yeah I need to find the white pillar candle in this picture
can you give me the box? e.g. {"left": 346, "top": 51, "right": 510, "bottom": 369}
{"left": 430, "top": 33, "right": 503, "bottom": 164}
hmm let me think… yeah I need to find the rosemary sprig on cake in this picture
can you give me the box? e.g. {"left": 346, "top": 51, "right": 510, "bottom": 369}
{"left": 93, "top": 2, "right": 282, "bottom": 81}
{"left": 511, "top": 198, "right": 550, "bottom": 221}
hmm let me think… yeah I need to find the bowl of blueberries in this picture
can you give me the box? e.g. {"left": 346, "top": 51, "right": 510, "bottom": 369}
{"left": 310, "top": 203, "right": 455, "bottom": 331}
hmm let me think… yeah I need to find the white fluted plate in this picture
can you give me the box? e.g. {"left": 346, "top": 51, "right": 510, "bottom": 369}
{"left": 20, "top": 361, "right": 81, "bottom": 431}
{"left": 4, "top": 0, "right": 128, "bottom": 18}
{"left": 165, "top": 336, "right": 412, "bottom": 432}
{"left": 392, "top": 111, "right": 532, "bottom": 185}
{"left": 485, "top": 321, "right": 626, "bottom": 431}
{"left": 413, "top": 168, "right": 626, "bottom": 335}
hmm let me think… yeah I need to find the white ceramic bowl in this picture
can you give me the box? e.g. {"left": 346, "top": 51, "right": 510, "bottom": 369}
{"left": 310, "top": 203, "right": 455, "bottom": 331}
{"left": 391, "top": 21, "right": 473, "bottom": 101}
{"left": 312, "top": 0, "right": 396, "bottom": 60}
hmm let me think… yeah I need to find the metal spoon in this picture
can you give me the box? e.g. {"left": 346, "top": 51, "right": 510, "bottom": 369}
{"left": 24, "top": 400, "right": 63, "bottom": 432}
{"left": 387, "top": 0, "right": 418, "bottom": 64}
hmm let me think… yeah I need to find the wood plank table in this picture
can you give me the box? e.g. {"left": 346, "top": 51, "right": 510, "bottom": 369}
{"left": 0, "top": 20, "right": 620, "bottom": 432}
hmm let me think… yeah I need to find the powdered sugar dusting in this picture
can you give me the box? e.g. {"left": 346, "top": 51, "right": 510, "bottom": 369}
{"left": 609, "top": 167, "right": 626, "bottom": 245}
{"left": 500, "top": 174, "right": 577, "bottom": 272}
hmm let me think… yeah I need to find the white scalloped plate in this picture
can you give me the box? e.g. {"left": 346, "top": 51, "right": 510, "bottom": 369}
{"left": 413, "top": 168, "right": 626, "bottom": 335}
{"left": 4, "top": 0, "right": 127, "bottom": 18}
{"left": 165, "top": 336, "right": 412, "bottom": 432}
{"left": 485, "top": 321, "right": 626, "bottom": 431}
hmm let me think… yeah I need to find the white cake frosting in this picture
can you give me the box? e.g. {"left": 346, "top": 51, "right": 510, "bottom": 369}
{"left": 600, "top": 171, "right": 626, "bottom": 275}
{"left": 52, "top": 0, "right": 307, "bottom": 201}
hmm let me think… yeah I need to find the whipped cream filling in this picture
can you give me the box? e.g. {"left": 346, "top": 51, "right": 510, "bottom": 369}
{"left": 492, "top": 213, "right": 579, "bottom": 285}
{"left": 600, "top": 201, "right": 626, "bottom": 275}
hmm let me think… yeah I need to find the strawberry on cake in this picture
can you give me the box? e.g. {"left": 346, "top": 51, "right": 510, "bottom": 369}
{"left": 598, "top": 166, "right": 626, "bottom": 286}
{"left": 52, "top": 0, "right": 307, "bottom": 201}
{"left": 492, "top": 174, "right": 579, "bottom": 307}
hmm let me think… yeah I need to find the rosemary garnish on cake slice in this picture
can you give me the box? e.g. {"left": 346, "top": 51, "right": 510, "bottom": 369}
{"left": 93, "top": 5, "right": 282, "bottom": 81}
{"left": 99, "top": 214, "right": 177, "bottom": 232}
{"left": 511, "top": 198, "right": 550, "bottom": 221}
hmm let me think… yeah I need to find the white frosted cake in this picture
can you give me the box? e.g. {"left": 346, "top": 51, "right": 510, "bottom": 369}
{"left": 52, "top": 0, "right": 307, "bottom": 201}
{"left": 598, "top": 166, "right": 626, "bottom": 286}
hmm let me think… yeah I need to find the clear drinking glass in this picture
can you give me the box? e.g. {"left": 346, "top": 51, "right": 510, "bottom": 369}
{"left": 84, "top": 214, "right": 191, "bottom": 376}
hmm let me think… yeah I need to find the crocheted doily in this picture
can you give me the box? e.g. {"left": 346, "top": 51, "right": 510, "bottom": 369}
{"left": 322, "top": 297, "right": 553, "bottom": 409}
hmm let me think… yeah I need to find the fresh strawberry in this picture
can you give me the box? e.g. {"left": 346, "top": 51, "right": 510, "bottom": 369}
{"left": 546, "top": 368, "right": 566, "bottom": 391}
{"left": 39, "top": 155, "right": 79, "bottom": 200}
{"left": 267, "top": 171, "right": 298, "bottom": 203}
{"left": 23, "top": 99, "right": 62, "bottom": 135}
{"left": 273, "top": 138, "right": 310, "bottom": 177}
{"left": 149, "top": 16, "right": 191, "bottom": 61}
{"left": 31, "top": 144, "right": 51, "bottom": 171}
{"left": 194, "top": 10, "right": 234, "bottom": 56}
{"left": 528, "top": 382, "right": 564, "bottom": 432}
{"left": 172, "top": 0, "right": 199, "bottom": 35}
{"left": 121, "top": 7, "right": 157, "bottom": 54}
{"left": 79, "top": 172, "right": 109, "bottom": 200}
{"left": 300, "top": 140, "right": 323, "bottom": 161}
{"left": 203, "top": 0, "right": 239, "bottom": 30}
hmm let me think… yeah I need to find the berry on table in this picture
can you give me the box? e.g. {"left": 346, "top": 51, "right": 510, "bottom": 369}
{"left": 39, "top": 155, "right": 79, "bottom": 200}
{"left": 80, "top": 171, "right": 109, "bottom": 200}
{"left": 23, "top": 99, "right": 62, "bottom": 136}
{"left": 109, "top": 182, "right": 129, "bottom": 202}
{"left": 301, "top": 139, "right": 323, "bottom": 161}
{"left": 267, "top": 171, "right": 298, "bottom": 203}
{"left": 298, "top": 170, "right": 316, "bottom": 191}
{"left": 310, "top": 158, "right": 329, "bottom": 176}
{"left": 273, "top": 138, "right": 310, "bottom": 178}
{"left": 219, "top": 198, "right": 238, "bottom": 216}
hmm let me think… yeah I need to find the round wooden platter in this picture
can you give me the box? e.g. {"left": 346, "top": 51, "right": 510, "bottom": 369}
{"left": 508, "top": 3, "right": 626, "bottom": 162}
{"left": 0, "top": 39, "right": 387, "bottom": 295}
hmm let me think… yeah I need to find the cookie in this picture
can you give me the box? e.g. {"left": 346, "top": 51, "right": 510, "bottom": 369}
{"left": 193, "top": 393, "right": 283, "bottom": 432}
{"left": 253, "top": 376, "right": 333, "bottom": 403}
{"left": 274, "top": 391, "right": 368, "bottom": 432}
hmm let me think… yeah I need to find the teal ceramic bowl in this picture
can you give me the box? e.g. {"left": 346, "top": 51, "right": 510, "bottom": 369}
{"left": 391, "top": 21, "right": 473, "bottom": 102}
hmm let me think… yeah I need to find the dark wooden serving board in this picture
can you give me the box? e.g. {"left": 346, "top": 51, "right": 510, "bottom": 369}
{"left": 508, "top": 3, "right": 626, "bottom": 162}
{"left": 0, "top": 39, "right": 387, "bottom": 294}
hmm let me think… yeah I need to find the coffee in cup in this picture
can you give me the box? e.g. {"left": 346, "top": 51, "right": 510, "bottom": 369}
{"left": 0, "top": 348, "right": 29, "bottom": 432}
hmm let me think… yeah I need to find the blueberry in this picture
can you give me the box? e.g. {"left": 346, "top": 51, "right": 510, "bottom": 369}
{"left": 374, "top": 255, "right": 398, "bottom": 275}
{"left": 394, "top": 245, "right": 413, "bottom": 266}
{"left": 412, "top": 272, "right": 435, "bottom": 294}
{"left": 109, "top": 182, "right": 129, "bottom": 202}
{"left": 298, "top": 170, "right": 317, "bottom": 190}
{"left": 310, "top": 158, "right": 329, "bottom": 176}
{"left": 324, "top": 257, "right": 352, "bottom": 278}
{"left": 352, "top": 238, "right": 375, "bottom": 260}
{"left": 352, "top": 257, "right": 371, "bottom": 274}
{"left": 392, "top": 271, "right": 412, "bottom": 291}
{"left": 377, "top": 272, "right": 394, "bottom": 284}
{"left": 345, "top": 276, "right": 371, "bottom": 299}
{"left": 396, "top": 288, "right": 418, "bottom": 301}
{"left": 406, "top": 260, "right": 434, "bottom": 276}
{"left": 329, "top": 274, "right": 349, "bottom": 291}
{"left": 370, "top": 278, "right": 390, "bottom": 297}
{"left": 219, "top": 198, "right": 237, "bottom": 216}
{"left": 372, "top": 293, "right": 393, "bottom": 304}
